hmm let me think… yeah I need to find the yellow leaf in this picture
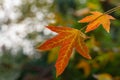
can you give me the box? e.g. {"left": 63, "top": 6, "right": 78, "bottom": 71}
{"left": 76, "top": 60, "right": 91, "bottom": 76}
{"left": 93, "top": 73, "right": 113, "bottom": 80}
{"left": 47, "top": 47, "right": 59, "bottom": 63}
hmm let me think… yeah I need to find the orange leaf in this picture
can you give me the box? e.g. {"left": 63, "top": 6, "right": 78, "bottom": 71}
{"left": 37, "top": 26, "right": 91, "bottom": 77}
{"left": 79, "top": 11, "right": 115, "bottom": 33}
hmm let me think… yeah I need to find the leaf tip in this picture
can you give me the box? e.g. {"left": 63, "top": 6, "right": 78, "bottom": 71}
{"left": 83, "top": 53, "right": 92, "bottom": 59}
{"left": 104, "top": 28, "right": 110, "bottom": 33}
{"left": 35, "top": 45, "right": 43, "bottom": 51}
{"left": 55, "top": 68, "right": 61, "bottom": 78}
{"left": 55, "top": 64, "right": 62, "bottom": 78}
{"left": 56, "top": 73, "right": 59, "bottom": 78}
{"left": 46, "top": 25, "right": 52, "bottom": 29}
{"left": 106, "top": 30, "right": 110, "bottom": 33}
{"left": 35, "top": 43, "right": 48, "bottom": 51}
{"left": 78, "top": 20, "right": 80, "bottom": 23}
{"left": 88, "top": 55, "right": 92, "bottom": 59}
{"left": 85, "top": 30, "right": 89, "bottom": 33}
{"left": 78, "top": 20, "right": 84, "bottom": 23}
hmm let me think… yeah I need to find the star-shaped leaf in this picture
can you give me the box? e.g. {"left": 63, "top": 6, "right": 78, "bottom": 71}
{"left": 79, "top": 11, "right": 115, "bottom": 33}
{"left": 37, "top": 26, "right": 91, "bottom": 77}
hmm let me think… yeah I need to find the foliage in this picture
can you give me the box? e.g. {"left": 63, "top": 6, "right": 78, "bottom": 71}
{"left": 37, "top": 1, "right": 117, "bottom": 78}
{"left": 1, "top": 0, "right": 120, "bottom": 80}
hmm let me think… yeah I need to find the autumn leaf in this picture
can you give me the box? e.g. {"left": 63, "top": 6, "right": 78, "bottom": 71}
{"left": 76, "top": 60, "right": 91, "bottom": 76}
{"left": 79, "top": 11, "right": 115, "bottom": 33}
{"left": 47, "top": 47, "right": 59, "bottom": 63}
{"left": 93, "top": 73, "right": 113, "bottom": 80}
{"left": 37, "top": 26, "right": 91, "bottom": 77}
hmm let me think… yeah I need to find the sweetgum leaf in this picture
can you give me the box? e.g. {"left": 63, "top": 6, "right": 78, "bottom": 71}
{"left": 37, "top": 26, "right": 91, "bottom": 77}
{"left": 79, "top": 11, "right": 115, "bottom": 33}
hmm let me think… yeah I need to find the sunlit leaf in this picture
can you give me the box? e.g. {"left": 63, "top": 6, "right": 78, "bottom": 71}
{"left": 79, "top": 11, "right": 115, "bottom": 33}
{"left": 37, "top": 26, "right": 91, "bottom": 77}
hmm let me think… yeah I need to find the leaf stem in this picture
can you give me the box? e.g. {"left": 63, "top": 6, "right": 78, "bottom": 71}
{"left": 104, "top": 5, "right": 120, "bottom": 14}
{"left": 80, "top": 25, "right": 86, "bottom": 31}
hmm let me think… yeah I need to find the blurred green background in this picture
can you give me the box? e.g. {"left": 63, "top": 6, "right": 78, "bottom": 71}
{"left": 0, "top": 0, "right": 120, "bottom": 80}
